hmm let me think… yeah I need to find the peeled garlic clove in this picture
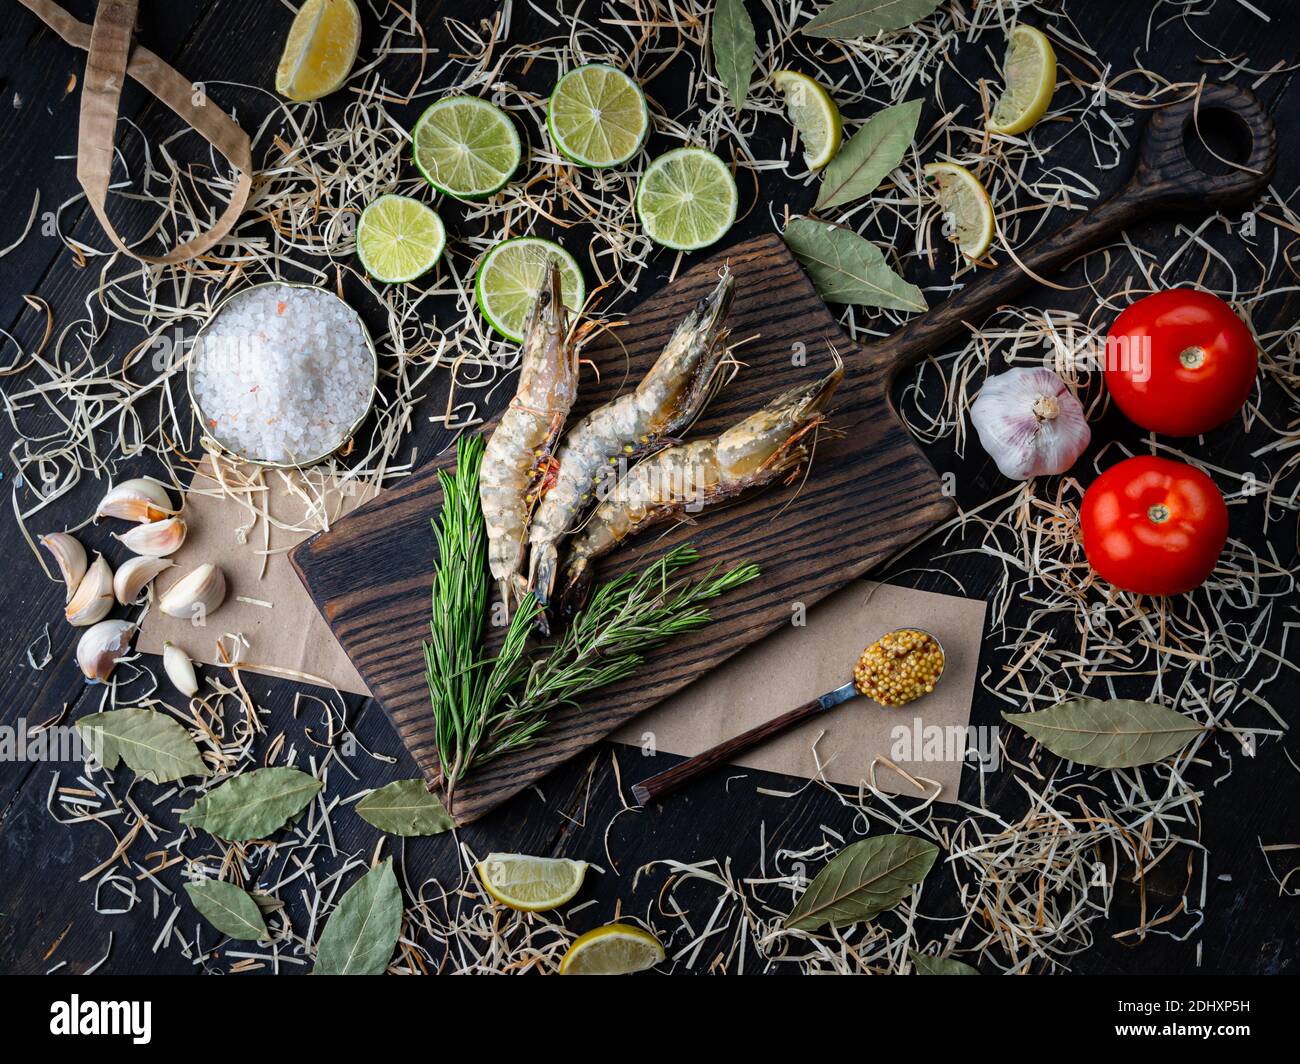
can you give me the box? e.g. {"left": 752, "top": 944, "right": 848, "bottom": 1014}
{"left": 162, "top": 641, "right": 199, "bottom": 697}
{"left": 970, "top": 366, "right": 1091, "bottom": 481}
{"left": 159, "top": 563, "right": 227, "bottom": 620}
{"left": 96, "top": 477, "right": 178, "bottom": 523}
{"left": 40, "top": 532, "right": 88, "bottom": 604}
{"left": 113, "top": 555, "right": 175, "bottom": 605}
{"left": 77, "top": 619, "right": 136, "bottom": 683}
{"left": 114, "top": 516, "right": 187, "bottom": 557}
{"left": 65, "top": 554, "right": 115, "bottom": 627}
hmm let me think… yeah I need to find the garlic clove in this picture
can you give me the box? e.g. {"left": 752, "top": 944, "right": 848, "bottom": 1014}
{"left": 95, "top": 477, "right": 178, "bottom": 523}
{"left": 40, "top": 532, "right": 88, "bottom": 604}
{"left": 77, "top": 619, "right": 136, "bottom": 683}
{"left": 65, "top": 554, "right": 115, "bottom": 627}
{"left": 159, "top": 563, "right": 227, "bottom": 620}
{"left": 113, "top": 555, "right": 175, "bottom": 605}
{"left": 970, "top": 366, "right": 1091, "bottom": 481}
{"left": 162, "top": 641, "right": 200, "bottom": 697}
{"left": 113, "top": 516, "right": 187, "bottom": 557}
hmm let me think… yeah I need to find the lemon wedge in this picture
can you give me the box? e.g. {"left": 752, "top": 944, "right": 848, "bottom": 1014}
{"left": 477, "top": 853, "right": 588, "bottom": 912}
{"left": 923, "top": 161, "right": 995, "bottom": 260}
{"left": 275, "top": 0, "right": 361, "bottom": 103}
{"left": 987, "top": 24, "right": 1056, "bottom": 136}
{"left": 559, "top": 923, "right": 665, "bottom": 975}
{"left": 772, "top": 70, "right": 843, "bottom": 171}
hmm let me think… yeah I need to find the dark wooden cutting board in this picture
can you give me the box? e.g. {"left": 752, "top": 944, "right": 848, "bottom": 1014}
{"left": 291, "top": 84, "right": 1275, "bottom": 825}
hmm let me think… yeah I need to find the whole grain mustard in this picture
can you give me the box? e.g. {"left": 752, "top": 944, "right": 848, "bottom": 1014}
{"left": 853, "top": 628, "right": 945, "bottom": 707}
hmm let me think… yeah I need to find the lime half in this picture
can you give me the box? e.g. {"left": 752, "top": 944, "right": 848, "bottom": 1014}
{"left": 636, "top": 147, "right": 738, "bottom": 251}
{"left": 559, "top": 923, "right": 665, "bottom": 975}
{"left": 477, "top": 854, "right": 589, "bottom": 912}
{"left": 356, "top": 194, "right": 445, "bottom": 283}
{"left": 923, "top": 161, "right": 994, "bottom": 259}
{"left": 988, "top": 25, "right": 1057, "bottom": 136}
{"left": 475, "top": 237, "right": 586, "bottom": 342}
{"left": 548, "top": 64, "right": 650, "bottom": 168}
{"left": 772, "top": 70, "right": 842, "bottom": 171}
{"left": 412, "top": 97, "right": 522, "bottom": 199}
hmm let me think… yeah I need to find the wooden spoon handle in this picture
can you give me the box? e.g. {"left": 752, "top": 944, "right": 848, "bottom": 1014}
{"left": 869, "top": 82, "right": 1277, "bottom": 381}
{"left": 631, "top": 694, "right": 833, "bottom": 806}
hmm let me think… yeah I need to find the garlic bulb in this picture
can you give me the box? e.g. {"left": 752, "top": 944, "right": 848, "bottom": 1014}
{"left": 159, "top": 563, "right": 227, "bottom": 619}
{"left": 970, "top": 367, "right": 1091, "bottom": 480}
{"left": 114, "top": 516, "right": 187, "bottom": 557}
{"left": 40, "top": 532, "right": 88, "bottom": 603}
{"left": 77, "top": 619, "right": 136, "bottom": 683}
{"left": 96, "top": 477, "right": 177, "bottom": 523}
{"left": 65, "top": 554, "right": 115, "bottom": 627}
{"left": 113, "top": 556, "right": 175, "bottom": 605}
{"left": 162, "top": 641, "right": 199, "bottom": 697}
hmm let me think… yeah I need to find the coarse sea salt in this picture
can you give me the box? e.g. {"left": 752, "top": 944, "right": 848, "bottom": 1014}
{"left": 191, "top": 283, "right": 374, "bottom": 464}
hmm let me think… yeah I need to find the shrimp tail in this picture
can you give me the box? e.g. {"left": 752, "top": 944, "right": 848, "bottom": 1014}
{"left": 527, "top": 541, "right": 559, "bottom": 609}
{"left": 556, "top": 557, "right": 594, "bottom": 620}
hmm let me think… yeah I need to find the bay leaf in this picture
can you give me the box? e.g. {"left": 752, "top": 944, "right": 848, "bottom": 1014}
{"left": 1002, "top": 698, "right": 1205, "bottom": 768}
{"left": 815, "top": 98, "right": 921, "bottom": 211}
{"left": 355, "top": 779, "right": 454, "bottom": 837}
{"left": 803, "top": 0, "right": 945, "bottom": 39}
{"left": 910, "top": 950, "right": 979, "bottom": 975}
{"left": 76, "top": 708, "right": 209, "bottom": 784}
{"left": 712, "top": 0, "right": 756, "bottom": 112}
{"left": 184, "top": 879, "right": 269, "bottom": 941}
{"left": 785, "top": 833, "right": 939, "bottom": 931}
{"left": 784, "top": 217, "right": 927, "bottom": 312}
{"left": 313, "top": 858, "right": 402, "bottom": 975}
{"left": 180, "top": 766, "right": 322, "bottom": 841}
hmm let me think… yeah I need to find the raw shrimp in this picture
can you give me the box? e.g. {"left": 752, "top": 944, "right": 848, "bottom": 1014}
{"left": 527, "top": 269, "right": 736, "bottom": 611}
{"left": 561, "top": 354, "right": 844, "bottom": 606}
{"left": 479, "top": 263, "right": 578, "bottom": 607}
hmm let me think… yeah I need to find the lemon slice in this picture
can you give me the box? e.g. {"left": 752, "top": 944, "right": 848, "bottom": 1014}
{"left": 923, "top": 161, "right": 995, "bottom": 259}
{"left": 559, "top": 923, "right": 665, "bottom": 975}
{"left": 412, "top": 97, "right": 522, "bottom": 200}
{"left": 636, "top": 147, "right": 738, "bottom": 251}
{"left": 477, "top": 853, "right": 589, "bottom": 912}
{"left": 356, "top": 194, "right": 445, "bottom": 283}
{"left": 987, "top": 25, "right": 1057, "bottom": 136}
{"left": 475, "top": 237, "right": 586, "bottom": 342}
{"left": 275, "top": 0, "right": 361, "bottom": 103}
{"left": 548, "top": 64, "right": 650, "bottom": 168}
{"left": 772, "top": 70, "right": 842, "bottom": 171}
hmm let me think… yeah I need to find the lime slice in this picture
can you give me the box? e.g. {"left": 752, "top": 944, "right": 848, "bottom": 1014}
{"left": 987, "top": 25, "right": 1057, "bottom": 136}
{"left": 412, "top": 97, "right": 522, "bottom": 199}
{"left": 636, "top": 147, "right": 738, "bottom": 251}
{"left": 355, "top": 194, "right": 445, "bottom": 283}
{"left": 772, "top": 70, "right": 842, "bottom": 171}
{"left": 923, "top": 161, "right": 995, "bottom": 259}
{"left": 477, "top": 853, "right": 589, "bottom": 912}
{"left": 559, "top": 923, "right": 665, "bottom": 975}
{"left": 475, "top": 237, "right": 586, "bottom": 342}
{"left": 275, "top": 0, "right": 361, "bottom": 102}
{"left": 547, "top": 64, "right": 650, "bottom": 168}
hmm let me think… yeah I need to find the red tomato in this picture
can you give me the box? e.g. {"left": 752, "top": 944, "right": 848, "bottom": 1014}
{"left": 1080, "top": 456, "right": 1227, "bottom": 596}
{"left": 1104, "top": 289, "right": 1257, "bottom": 436}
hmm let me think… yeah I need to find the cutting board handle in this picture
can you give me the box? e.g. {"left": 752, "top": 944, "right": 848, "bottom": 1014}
{"left": 867, "top": 82, "right": 1277, "bottom": 382}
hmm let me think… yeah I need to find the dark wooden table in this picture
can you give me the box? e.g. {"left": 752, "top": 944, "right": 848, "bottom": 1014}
{"left": 1, "top": 0, "right": 1296, "bottom": 975}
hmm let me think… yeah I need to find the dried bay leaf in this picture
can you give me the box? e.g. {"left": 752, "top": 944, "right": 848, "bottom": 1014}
{"left": 910, "top": 950, "right": 979, "bottom": 975}
{"left": 76, "top": 707, "right": 209, "bottom": 783}
{"left": 814, "top": 98, "right": 921, "bottom": 211}
{"left": 313, "top": 858, "right": 402, "bottom": 975}
{"left": 181, "top": 765, "right": 322, "bottom": 840}
{"left": 784, "top": 217, "right": 926, "bottom": 312}
{"left": 802, "top": 0, "right": 945, "bottom": 39}
{"left": 712, "top": 0, "right": 756, "bottom": 111}
{"left": 184, "top": 879, "right": 269, "bottom": 941}
{"left": 785, "top": 833, "right": 938, "bottom": 931}
{"left": 355, "top": 778, "right": 454, "bottom": 837}
{"left": 1002, "top": 698, "right": 1205, "bottom": 768}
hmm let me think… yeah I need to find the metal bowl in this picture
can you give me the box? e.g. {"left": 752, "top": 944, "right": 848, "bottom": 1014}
{"left": 186, "top": 280, "right": 379, "bottom": 470}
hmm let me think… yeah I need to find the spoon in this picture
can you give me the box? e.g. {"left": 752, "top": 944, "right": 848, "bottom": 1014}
{"left": 630, "top": 628, "right": 945, "bottom": 806}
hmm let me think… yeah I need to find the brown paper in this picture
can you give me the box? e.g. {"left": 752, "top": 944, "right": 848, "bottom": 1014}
{"left": 137, "top": 461, "right": 373, "bottom": 695}
{"left": 20, "top": 0, "right": 253, "bottom": 264}
{"left": 612, "top": 581, "right": 986, "bottom": 801}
